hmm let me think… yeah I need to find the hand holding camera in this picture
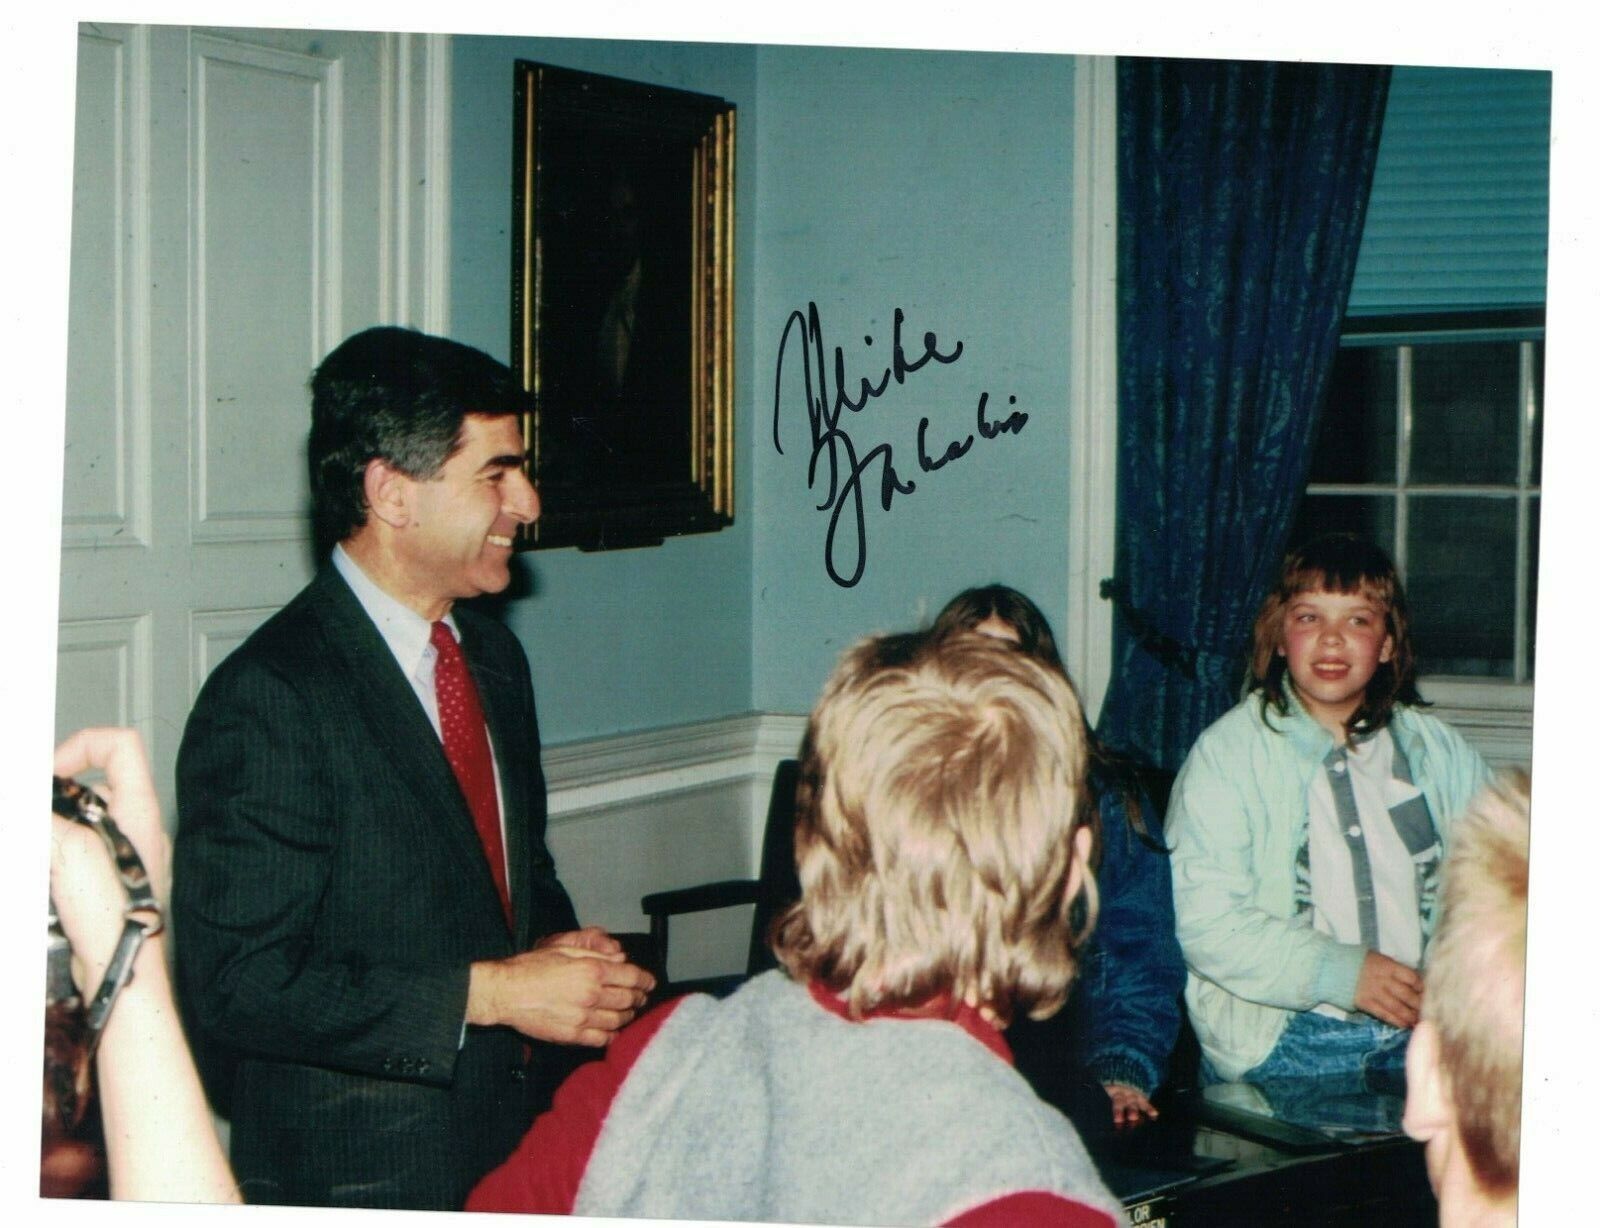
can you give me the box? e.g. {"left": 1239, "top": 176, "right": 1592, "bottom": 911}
{"left": 45, "top": 727, "right": 237, "bottom": 1203}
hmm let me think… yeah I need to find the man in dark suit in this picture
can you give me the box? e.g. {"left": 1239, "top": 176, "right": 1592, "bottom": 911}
{"left": 173, "top": 327, "right": 654, "bottom": 1210}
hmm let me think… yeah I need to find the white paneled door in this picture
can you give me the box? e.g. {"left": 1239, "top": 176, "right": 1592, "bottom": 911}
{"left": 58, "top": 23, "right": 450, "bottom": 819}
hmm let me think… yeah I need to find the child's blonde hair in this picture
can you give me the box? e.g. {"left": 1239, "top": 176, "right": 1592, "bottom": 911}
{"left": 1423, "top": 770, "right": 1529, "bottom": 1195}
{"left": 772, "top": 631, "right": 1096, "bottom": 1026}
{"left": 1249, "top": 533, "right": 1424, "bottom": 734}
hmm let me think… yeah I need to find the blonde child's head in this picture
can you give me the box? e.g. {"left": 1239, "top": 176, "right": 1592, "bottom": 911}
{"left": 772, "top": 630, "right": 1096, "bottom": 1027}
{"left": 1404, "top": 770, "right": 1529, "bottom": 1218}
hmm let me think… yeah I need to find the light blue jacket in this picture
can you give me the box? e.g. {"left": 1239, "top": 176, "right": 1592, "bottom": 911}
{"left": 1165, "top": 693, "right": 1491, "bottom": 1081}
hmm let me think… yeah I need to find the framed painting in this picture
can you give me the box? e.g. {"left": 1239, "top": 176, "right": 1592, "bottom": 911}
{"left": 513, "top": 61, "right": 736, "bottom": 550}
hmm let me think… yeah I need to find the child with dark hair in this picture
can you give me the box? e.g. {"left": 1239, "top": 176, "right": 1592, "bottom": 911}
{"left": 932, "top": 586, "right": 1186, "bottom": 1131}
{"left": 1167, "top": 534, "right": 1492, "bottom": 1085}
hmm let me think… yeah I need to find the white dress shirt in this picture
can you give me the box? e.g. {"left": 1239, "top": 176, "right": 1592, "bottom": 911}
{"left": 331, "top": 545, "right": 510, "bottom": 860}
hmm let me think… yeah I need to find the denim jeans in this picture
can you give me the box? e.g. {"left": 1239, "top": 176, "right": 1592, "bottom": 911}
{"left": 1202, "top": 1012, "right": 1411, "bottom": 1136}
{"left": 1203, "top": 1010, "right": 1411, "bottom": 1086}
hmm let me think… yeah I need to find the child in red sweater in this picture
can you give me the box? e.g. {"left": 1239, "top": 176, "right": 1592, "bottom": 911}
{"left": 468, "top": 631, "right": 1122, "bottom": 1226}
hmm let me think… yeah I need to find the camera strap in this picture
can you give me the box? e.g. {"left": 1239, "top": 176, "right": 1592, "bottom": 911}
{"left": 50, "top": 776, "right": 164, "bottom": 1054}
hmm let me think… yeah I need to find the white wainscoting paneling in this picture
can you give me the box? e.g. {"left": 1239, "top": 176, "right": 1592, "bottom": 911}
{"left": 381, "top": 32, "right": 452, "bottom": 330}
{"left": 189, "top": 605, "right": 283, "bottom": 702}
{"left": 61, "top": 25, "right": 433, "bottom": 819}
{"left": 543, "top": 712, "right": 807, "bottom": 984}
{"left": 54, "top": 614, "right": 153, "bottom": 746}
{"left": 189, "top": 33, "right": 338, "bottom": 543}
{"left": 64, "top": 24, "right": 151, "bottom": 551}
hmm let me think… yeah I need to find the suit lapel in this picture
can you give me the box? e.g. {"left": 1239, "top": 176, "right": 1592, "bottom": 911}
{"left": 308, "top": 568, "right": 513, "bottom": 936}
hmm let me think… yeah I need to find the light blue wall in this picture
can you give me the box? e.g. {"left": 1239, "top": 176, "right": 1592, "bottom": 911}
{"left": 751, "top": 45, "right": 1078, "bottom": 715}
{"left": 450, "top": 37, "right": 1082, "bottom": 736}
{"left": 449, "top": 44, "right": 1540, "bottom": 742}
{"left": 451, "top": 36, "right": 758, "bottom": 743}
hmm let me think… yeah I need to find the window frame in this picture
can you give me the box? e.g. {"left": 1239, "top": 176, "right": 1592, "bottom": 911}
{"left": 1306, "top": 310, "right": 1542, "bottom": 761}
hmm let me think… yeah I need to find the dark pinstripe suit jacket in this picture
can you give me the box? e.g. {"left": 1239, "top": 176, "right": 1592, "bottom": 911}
{"left": 173, "top": 565, "right": 579, "bottom": 1209}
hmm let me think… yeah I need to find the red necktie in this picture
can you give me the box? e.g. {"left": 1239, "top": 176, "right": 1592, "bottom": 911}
{"left": 431, "top": 620, "right": 512, "bottom": 926}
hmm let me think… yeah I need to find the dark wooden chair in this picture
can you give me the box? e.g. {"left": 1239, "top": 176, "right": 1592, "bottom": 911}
{"left": 639, "top": 758, "right": 801, "bottom": 999}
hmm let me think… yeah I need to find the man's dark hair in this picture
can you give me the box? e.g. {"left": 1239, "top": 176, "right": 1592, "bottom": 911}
{"left": 308, "top": 326, "right": 528, "bottom": 556}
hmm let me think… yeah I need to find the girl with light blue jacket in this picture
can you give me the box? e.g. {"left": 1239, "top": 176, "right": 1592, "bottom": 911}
{"left": 1167, "top": 535, "right": 1491, "bottom": 1084}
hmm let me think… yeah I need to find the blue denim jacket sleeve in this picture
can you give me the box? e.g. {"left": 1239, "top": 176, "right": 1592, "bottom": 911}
{"left": 1077, "top": 785, "right": 1188, "bottom": 1093}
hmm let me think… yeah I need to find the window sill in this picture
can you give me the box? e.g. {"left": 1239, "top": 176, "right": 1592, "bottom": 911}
{"left": 1418, "top": 676, "right": 1533, "bottom": 769}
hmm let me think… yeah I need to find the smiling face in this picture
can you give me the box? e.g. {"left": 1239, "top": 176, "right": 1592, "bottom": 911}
{"left": 390, "top": 413, "right": 539, "bottom": 619}
{"left": 1278, "top": 587, "right": 1395, "bottom": 739}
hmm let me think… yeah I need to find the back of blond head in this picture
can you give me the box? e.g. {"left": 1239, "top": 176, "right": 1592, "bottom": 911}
{"left": 772, "top": 631, "right": 1095, "bottom": 1024}
{"left": 1424, "top": 770, "right": 1530, "bottom": 1196}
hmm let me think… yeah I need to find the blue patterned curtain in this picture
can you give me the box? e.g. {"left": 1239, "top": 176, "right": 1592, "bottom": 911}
{"left": 1096, "top": 58, "right": 1390, "bottom": 771}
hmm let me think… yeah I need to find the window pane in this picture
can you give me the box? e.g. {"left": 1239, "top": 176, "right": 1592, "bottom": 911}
{"left": 1285, "top": 494, "right": 1396, "bottom": 557}
{"left": 1309, "top": 347, "right": 1396, "bottom": 484}
{"left": 1407, "top": 497, "right": 1517, "bottom": 678}
{"left": 1530, "top": 340, "right": 1544, "bottom": 486}
{"left": 1528, "top": 496, "right": 1540, "bottom": 676}
{"left": 1410, "top": 341, "right": 1521, "bottom": 485}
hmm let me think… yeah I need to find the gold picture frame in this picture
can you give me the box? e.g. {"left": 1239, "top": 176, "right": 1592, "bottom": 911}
{"left": 513, "top": 61, "right": 735, "bottom": 551}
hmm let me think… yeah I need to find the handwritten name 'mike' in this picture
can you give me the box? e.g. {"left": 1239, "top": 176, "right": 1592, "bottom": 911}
{"left": 772, "top": 302, "right": 1028, "bottom": 588}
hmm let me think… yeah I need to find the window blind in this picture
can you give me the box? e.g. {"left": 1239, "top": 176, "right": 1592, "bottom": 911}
{"left": 1346, "top": 65, "right": 1550, "bottom": 315}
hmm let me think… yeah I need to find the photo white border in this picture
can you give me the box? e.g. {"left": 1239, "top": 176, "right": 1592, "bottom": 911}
{"left": 8, "top": 5, "right": 1592, "bottom": 1225}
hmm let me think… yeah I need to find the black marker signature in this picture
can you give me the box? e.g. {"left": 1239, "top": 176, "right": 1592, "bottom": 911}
{"left": 771, "top": 302, "right": 963, "bottom": 457}
{"left": 773, "top": 302, "right": 1027, "bottom": 588}
{"left": 916, "top": 394, "right": 1030, "bottom": 470}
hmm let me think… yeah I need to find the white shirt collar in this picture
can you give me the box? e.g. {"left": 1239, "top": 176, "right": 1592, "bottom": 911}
{"left": 331, "top": 544, "right": 459, "bottom": 683}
